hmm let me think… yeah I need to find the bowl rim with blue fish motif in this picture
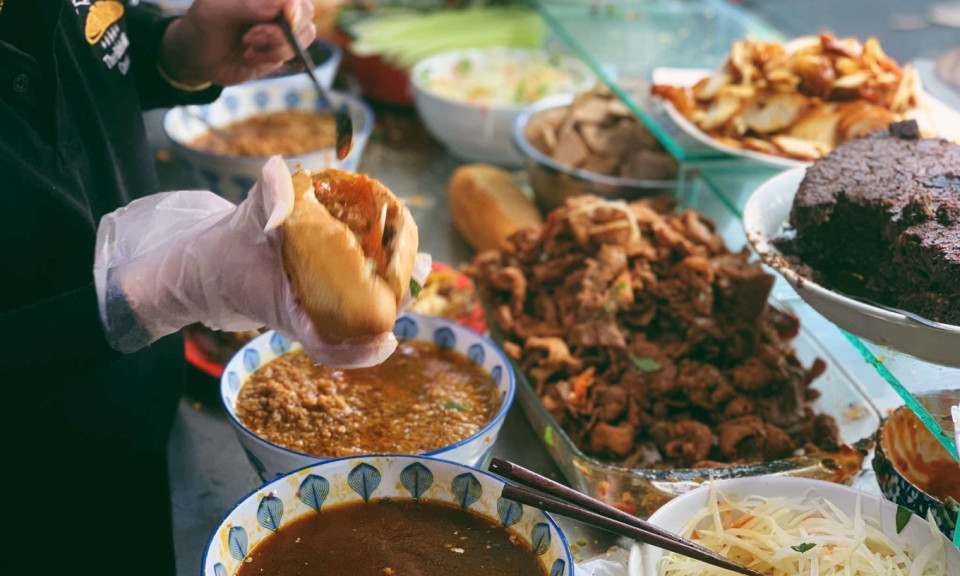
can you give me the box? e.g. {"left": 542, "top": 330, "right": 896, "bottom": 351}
{"left": 220, "top": 313, "right": 516, "bottom": 462}
{"left": 201, "top": 453, "right": 574, "bottom": 576}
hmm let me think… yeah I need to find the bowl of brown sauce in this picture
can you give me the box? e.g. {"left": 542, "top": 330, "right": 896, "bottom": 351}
{"left": 163, "top": 81, "right": 374, "bottom": 203}
{"left": 221, "top": 313, "right": 515, "bottom": 481}
{"left": 873, "top": 403, "right": 960, "bottom": 540}
{"left": 203, "top": 455, "right": 572, "bottom": 576}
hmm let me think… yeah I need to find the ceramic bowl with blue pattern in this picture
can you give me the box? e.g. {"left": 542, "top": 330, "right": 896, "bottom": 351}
{"left": 203, "top": 455, "right": 573, "bottom": 576}
{"left": 163, "top": 81, "right": 374, "bottom": 203}
{"left": 221, "top": 313, "right": 516, "bottom": 481}
{"left": 873, "top": 405, "right": 959, "bottom": 540}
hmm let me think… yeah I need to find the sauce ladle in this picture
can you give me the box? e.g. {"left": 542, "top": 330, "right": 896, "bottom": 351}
{"left": 274, "top": 15, "right": 354, "bottom": 160}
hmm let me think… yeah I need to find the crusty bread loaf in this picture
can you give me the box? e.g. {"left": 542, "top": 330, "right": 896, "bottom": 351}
{"left": 447, "top": 164, "right": 543, "bottom": 252}
{"left": 282, "top": 169, "right": 418, "bottom": 342}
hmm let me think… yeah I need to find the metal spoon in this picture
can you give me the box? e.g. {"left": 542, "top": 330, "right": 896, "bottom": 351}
{"left": 274, "top": 14, "right": 354, "bottom": 160}
{"left": 183, "top": 107, "right": 233, "bottom": 143}
{"left": 847, "top": 294, "right": 956, "bottom": 331}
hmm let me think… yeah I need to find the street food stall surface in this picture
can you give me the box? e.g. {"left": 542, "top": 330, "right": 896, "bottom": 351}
{"left": 148, "top": 104, "right": 911, "bottom": 575}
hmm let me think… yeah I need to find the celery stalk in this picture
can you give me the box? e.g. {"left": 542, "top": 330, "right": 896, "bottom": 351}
{"left": 347, "top": 7, "right": 545, "bottom": 68}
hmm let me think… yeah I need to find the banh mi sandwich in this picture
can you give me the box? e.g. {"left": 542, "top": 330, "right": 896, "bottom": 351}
{"left": 282, "top": 169, "right": 419, "bottom": 342}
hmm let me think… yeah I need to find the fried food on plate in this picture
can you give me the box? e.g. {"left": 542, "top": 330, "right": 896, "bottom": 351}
{"left": 282, "top": 169, "right": 418, "bottom": 342}
{"left": 652, "top": 33, "right": 929, "bottom": 161}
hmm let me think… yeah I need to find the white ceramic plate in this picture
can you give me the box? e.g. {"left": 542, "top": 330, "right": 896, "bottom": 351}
{"left": 743, "top": 168, "right": 960, "bottom": 367}
{"left": 643, "top": 477, "right": 960, "bottom": 576}
{"left": 651, "top": 67, "right": 960, "bottom": 168}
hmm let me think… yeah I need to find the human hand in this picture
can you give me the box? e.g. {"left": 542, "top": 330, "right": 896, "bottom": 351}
{"left": 160, "top": 0, "right": 317, "bottom": 87}
{"left": 94, "top": 158, "right": 428, "bottom": 368}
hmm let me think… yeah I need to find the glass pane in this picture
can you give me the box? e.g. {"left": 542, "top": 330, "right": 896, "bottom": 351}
{"left": 698, "top": 169, "right": 960, "bottom": 460}
{"left": 535, "top": 0, "right": 783, "bottom": 161}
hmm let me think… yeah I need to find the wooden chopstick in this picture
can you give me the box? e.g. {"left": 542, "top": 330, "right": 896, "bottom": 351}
{"left": 490, "top": 459, "right": 764, "bottom": 576}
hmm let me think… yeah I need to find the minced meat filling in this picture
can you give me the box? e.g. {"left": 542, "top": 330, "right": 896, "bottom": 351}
{"left": 236, "top": 342, "right": 500, "bottom": 457}
{"left": 312, "top": 173, "right": 392, "bottom": 275}
{"left": 470, "top": 195, "right": 840, "bottom": 469}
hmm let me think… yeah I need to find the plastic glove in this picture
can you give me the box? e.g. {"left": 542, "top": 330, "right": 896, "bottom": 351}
{"left": 93, "top": 156, "right": 430, "bottom": 368}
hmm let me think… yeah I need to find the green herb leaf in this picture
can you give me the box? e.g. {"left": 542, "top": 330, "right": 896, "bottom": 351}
{"left": 455, "top": 58, "right": 472, "bottom": 74}
{"left": 544, "top": 426, "right": 554, "bottom": 447}
{"left": 791, "top": 542, "right": 816, "bottom": 554}
{"left": 896, "top": 505, "right": 912, "bottom": 534}
{"left": 601, "top": 284, "right": 629, "bottom": 315}
{"left": 548, "top": 53, "right": 561, "bottom": 67}
{"left": 628, "top": 354, "right": 662, "bottom": 373}
{"left": 410, "top": 279, "right": 422, "bottom": 298}
{"left": 442, "top": 401, "right": 466, "bottom": 411}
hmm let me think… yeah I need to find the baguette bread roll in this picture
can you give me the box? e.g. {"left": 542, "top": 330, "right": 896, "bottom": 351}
{"left": 282, "top": 169, "right": 418, "bottom": 342}
{"left": 447, "top": 164, "right": 543, "bottom": 252}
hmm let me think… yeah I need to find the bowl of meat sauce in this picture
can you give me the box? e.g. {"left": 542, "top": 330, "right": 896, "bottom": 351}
{"left": 163, "top": 81, "right": 374, "bottom": 203}
{"left": 221, "top": 313, "right": 515, "bottom": 481}
{"left": 203, "top": 455, "right": 572, "bottom": 576}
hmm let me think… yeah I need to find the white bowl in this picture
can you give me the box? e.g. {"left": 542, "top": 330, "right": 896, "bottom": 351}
{"left": 644, "top": 477, "right": 960, "bottom": 575}
{"left": 163, "top": 82, "right": 374, "bottom": 203}
{"left": 410, "top": 47, "right": 595, "bottom": 167}
{"left": 743, "top": 168, "right": 960, "bottom": 367}
{"left": 220, "top": 313, "right": 516, "bottom": 481}
{"left": 203, "top": 455, "right": 574, "bottom": 576}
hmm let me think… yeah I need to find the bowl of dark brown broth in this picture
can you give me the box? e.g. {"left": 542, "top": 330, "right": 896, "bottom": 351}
{"left": 203, "top": 455, "right": 573, "bottom": 576}
{"left": 221, "top": 313, "right": 516, "bottom": 481}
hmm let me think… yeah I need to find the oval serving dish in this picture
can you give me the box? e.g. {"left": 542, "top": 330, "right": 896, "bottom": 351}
{"left": 202, "top": 455, "right": 574, "bottom": 576}
{"left": 743, "top": 168, "right": 960, "bottom": 367}
{"left": 221, "top": 313, "right": 516, "bottom": 481}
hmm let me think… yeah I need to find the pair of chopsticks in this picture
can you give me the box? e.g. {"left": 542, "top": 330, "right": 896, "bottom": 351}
{"left": 489, "top": 459, "right": 764, "bottom": 576}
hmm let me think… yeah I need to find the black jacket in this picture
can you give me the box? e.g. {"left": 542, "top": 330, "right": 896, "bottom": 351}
{"left": 0, "top": 1, "right": 220, "bottom": 572}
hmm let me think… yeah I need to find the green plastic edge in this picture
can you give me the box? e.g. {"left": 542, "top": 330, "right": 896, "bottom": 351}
{"left": 840, "top": 330, "right": 959, "bottom": 462}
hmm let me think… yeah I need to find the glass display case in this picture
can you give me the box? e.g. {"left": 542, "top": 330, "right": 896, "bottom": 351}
{"left": 533, "top": 0, "right": 959, "bottom": 545}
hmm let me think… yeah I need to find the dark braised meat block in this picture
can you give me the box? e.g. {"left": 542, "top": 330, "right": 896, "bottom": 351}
{"left": 470, "top": 195, "right": 838, "bottom": 468}
{"left": 775, "top": 120, "right": 960, "bottom": 324}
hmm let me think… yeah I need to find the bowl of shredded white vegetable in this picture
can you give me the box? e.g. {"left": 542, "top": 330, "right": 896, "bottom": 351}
{"left": 643, "top": 477, "right": 958, "bottom": 576}
{"left": 410, "top": 47, "right": 595, "bottom": 166}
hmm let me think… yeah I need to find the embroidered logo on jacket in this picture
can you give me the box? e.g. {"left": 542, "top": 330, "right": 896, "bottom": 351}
{"left": 72, "top": 0, "right": 131, "bottom": 75}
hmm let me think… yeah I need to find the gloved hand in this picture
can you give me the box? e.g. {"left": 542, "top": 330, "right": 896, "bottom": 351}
{"left": 93, "top": 157, "right": 429, "bottom": 368}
